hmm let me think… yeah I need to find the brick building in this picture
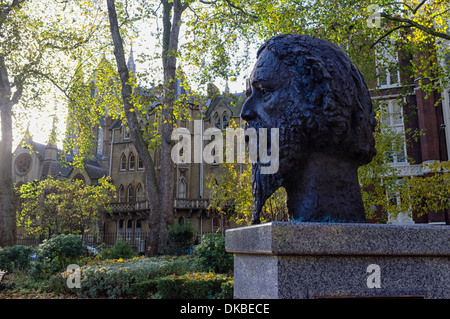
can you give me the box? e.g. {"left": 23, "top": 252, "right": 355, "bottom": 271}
{"left": 369, "top": 40, "right": 450, "bottom": 225}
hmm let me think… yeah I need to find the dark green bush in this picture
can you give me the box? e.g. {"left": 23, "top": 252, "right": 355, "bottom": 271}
{"left": 133, "top": 280, "right": 158, "bottom": 298}
{"left": 29, "top": 234, "right": 86, "bottom": 280}
{"left": 0, "top": 245, "right": 35, "bottom": 272}
{"left": 194, "top": 234, "right": 233, "bottom": 273}
{"left": 48, "top": 273, "right": 70, "bottom": 295}
{"left": 156, "top": 272, "right": 231, "bottom": 299}
{"left": 165, "top": 221, "right": 195, "bottom": 255}
{"left": 101, "top": 241, "right": 136, "bottom": 260}
{"left": 0, "top": 253, "right": 10, "bottom": 273}
{"left": 38, "top": 234, "right": 86, "bottom": 268}
{"left": 221, "top": 280, "right": 233, "bottom": 299}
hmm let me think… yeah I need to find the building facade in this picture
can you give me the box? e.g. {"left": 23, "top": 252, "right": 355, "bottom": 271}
{"left": 12, "top": 78, "right": 246, "bottom": 249}
{"left": 97, "top": 86, "right": 246, "bottom": 245}
{"left": 369, "top": 40, "right": 450, "bottom": 225}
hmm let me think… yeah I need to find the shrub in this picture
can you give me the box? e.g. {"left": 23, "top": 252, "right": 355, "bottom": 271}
{"left": 29, "top": 234, "right": 86, "bottom": 280}
{"left": 0, "top": 245, "right": 35, "bottom": 272}
{"left": 165, "top": 221, "right": 195, "bottom": 255}
{"left": 0, "top": 252, "right": 10, "bottom": 273}
{"left": 195, "top": 234, "right": 233, "bottom": 273}
{"left": 156, "top": 272, "right": 231, "bottom": 299}
{"left": 48, "top": 273, "right": 70, "bottom": 295}
{"left": 133, "top": 279, "right": 158, "bottom": 298}
{"left": 66, "top": 255, "right": 201, "bottom": 299}
{"left": 221, "top": 280, "right": 234, "bottom": 299}
{"left": 101, "top": 241, "right": 136, "bottom": 260}
{"left": 38, "top": 234, "right": 86, "bottom": 268}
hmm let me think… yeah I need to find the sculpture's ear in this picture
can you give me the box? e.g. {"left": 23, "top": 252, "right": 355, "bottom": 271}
{"left": 293, "top": 55, "right": 331, "bottom": 109}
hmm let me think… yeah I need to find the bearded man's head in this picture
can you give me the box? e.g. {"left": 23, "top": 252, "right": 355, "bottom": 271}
{"left": 241, "top": 34, "right": 377, "bottom": 224}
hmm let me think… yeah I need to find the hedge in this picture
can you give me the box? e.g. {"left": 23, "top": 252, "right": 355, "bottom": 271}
{"left": 49, "top": 256, "right": 234, "bottom": 299}
{"left": 155, "top": 272, "right": 233, "bottom": 299}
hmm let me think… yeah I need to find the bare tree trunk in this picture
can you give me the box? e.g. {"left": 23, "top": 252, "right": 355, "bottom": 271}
{"left": 0, "top": 107, "right": 15, "bottom": 247}
{"left": 0, "top": 57, "right": 18, "bottom": 247}
{"left": 108, "top": 0, "right": 187, "bottom": 254}
{"left": 107, "top": 0, "right": 162, "bottom": 255}
{"left": 159, "top": 0, "right": 187, "bottom": 251}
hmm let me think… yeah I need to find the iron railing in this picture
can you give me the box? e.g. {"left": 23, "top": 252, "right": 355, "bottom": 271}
{"left": 14, "top": 230, "right": 222, "bottom": 254}
{"left": 15, "top": 232, "right": 149, "bottom": 254}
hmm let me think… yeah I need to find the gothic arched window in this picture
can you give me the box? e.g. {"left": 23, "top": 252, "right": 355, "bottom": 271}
{"left": 178, "top": 177, "right": 187, "bottom": 198}
{"left": 118, "top": 185, "right": 125, "bottom": 203}
{"left": 129, "top": 153, "right": 135, "bottom": 170}
{"left": 222, "top": 112, "right": 229, "bottom": 129}
{"left": 120, "top": 154, "right": 127, "bottom": 171}
{"left": 136, "top": 184, "right": 145, "bottom": 202}
{"left": 214, "top": 112, "right": 220, "bottom": 129}
{"left": 127, "top": 184, "right": 134, "bottom": 203}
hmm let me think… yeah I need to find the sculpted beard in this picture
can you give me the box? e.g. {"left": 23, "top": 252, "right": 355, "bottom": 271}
{"left": 247, "top": 106, "right": 308, "bottom": 224}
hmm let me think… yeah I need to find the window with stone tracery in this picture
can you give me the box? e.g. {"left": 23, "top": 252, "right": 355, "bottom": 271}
{"left": 15, "top": 154, "right": 32, "bottom": 175}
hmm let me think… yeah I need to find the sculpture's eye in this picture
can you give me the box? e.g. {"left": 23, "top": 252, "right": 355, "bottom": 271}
{"left": 261, "top": 88, "right": 272, "bottom": 102}
{"left": 245, "top": 87, "right": 252, "bottom": 98}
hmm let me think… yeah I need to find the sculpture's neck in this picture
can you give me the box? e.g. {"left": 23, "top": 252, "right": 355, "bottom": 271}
{"left": 285, "top": 152, "right": 366, "bottom": 223}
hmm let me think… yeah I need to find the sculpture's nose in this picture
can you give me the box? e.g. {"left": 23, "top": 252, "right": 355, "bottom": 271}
{"left": 241, "top": 98, "right": 257, "bottom": 122}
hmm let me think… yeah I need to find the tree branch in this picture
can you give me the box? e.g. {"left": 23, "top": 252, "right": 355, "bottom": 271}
{"left": 381, "top": 12, "right": 450, "bottom": 41}
{"left": 390, "top": 1, "right": 414, "bottom": 12}
{"left": 10, "top": 76, "right": 23, "bottom": 106}
{"left": 412, "top": 0, "right": 427, "bottom": 14}
{"left": 0, "top": 56, "right": 11, "bottom": 99}
{"left": 370, "top": 25, "right": 408, "bottom": 48}
{"left": 0, "top": 0, "right": 26, "bottom": 20}
{"left": 106, "top": 0, "right": 159, "bottom": 194}
{"left": 224, "top": 0, "right": 257, "bottom": 19}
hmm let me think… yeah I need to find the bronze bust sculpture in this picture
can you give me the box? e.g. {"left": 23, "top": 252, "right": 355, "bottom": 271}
{"left": 241, "top": 34, "right": 377, "bottom": 224}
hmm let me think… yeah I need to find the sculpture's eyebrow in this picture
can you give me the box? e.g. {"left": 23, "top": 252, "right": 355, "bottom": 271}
{"left": 251, "top": 68, "right": 268, "bottom": 85}
{"left": 245, "top": 79, "right": 270, "bottom": 97}
{"left": 252, "top": 79, "right": 276, "bottom": 91}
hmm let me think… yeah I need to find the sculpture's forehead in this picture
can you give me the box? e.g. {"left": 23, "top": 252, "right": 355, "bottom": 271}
{"left": 250, "top": 49, "right": 284, "bottom": 85}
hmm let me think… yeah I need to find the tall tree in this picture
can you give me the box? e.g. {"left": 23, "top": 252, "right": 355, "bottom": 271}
{"left": 105, "top": 0, "right": 255, "bottom": 254}
{"left": 107, "top": 0, "right": 193, "bottom": 255}
{"left": 107, "top": 0, "right": 166, "bottom": 255}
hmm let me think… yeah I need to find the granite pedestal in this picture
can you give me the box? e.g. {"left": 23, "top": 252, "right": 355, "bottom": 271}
{"left": 225, "top": 222, "right": 450, "bottom": 299}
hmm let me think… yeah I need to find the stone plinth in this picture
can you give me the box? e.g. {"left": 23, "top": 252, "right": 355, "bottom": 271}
{"left": 225, "top": 222, "right": 450, "bottom": 299}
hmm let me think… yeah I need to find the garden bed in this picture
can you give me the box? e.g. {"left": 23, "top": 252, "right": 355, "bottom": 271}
{"left": 0, "top": 233, "right": 234, "bottom": 299}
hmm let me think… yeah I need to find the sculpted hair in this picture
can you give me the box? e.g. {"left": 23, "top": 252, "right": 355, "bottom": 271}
{"left": 257, "top": 34, "right": 377, "bottom": 165}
